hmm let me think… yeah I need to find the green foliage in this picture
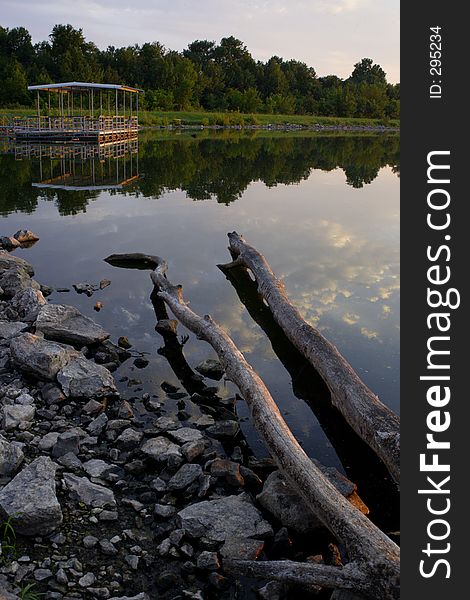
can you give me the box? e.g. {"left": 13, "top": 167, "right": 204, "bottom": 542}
{"left": 0, "top": 25, "right": 400, "bottom": 119}
{"left": 19, "top": 583, "right": 44, "bottom": 600}
{"left": 0, "top": 515, "right": 17, "bottom": 564}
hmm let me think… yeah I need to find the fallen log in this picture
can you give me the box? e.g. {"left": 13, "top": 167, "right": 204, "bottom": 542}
{"left": 104, "top": 252, "right": 162, "bottom": 271}
{"left": 150, "top": 260, "right": 399, "bottom": 600}
{"left": 218, "top": 232, "right": 400, "bottom": 485}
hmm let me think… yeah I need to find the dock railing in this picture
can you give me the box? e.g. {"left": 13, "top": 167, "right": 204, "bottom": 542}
{"left": 5, "top": 115, "right": 139, "bottom": 133}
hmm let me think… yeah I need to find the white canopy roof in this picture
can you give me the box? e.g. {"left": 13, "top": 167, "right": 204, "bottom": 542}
{"left": 28, "top": 82, "right": 143, "bottom": 93}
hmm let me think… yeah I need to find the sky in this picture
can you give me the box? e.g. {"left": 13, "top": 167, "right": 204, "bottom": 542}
{"left": 1, "top": 0, "right": 400, "bottom": 82}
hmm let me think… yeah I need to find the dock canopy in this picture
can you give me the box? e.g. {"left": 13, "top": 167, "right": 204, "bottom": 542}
{"left": 28, "top": 82, "right": 143, "bottom": 93}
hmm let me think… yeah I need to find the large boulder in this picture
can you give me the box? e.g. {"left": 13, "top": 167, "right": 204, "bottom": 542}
{"left": 57, "top": 355, "right": 117, "bottom": 398}
{"left": 256, "top": 466, "right": 362, "bottom": 534}
{"left": 0, "top": 266, "right": 40, "bottom": 298}
{"left": 0, "top": 320, "right": 29, "bottom": 340}
{"left": 36, "top": 304, "right": 109, "bottom": 346}
{"left": 63, "top": 473, "right": 116, "bottom": 508}
{"left": 10, "top": 288, "right": 47, "bottom": 323}
{"left": 178, "top": 493, "right": 273, "bottom": 542}
{"left": 0, "top": 456, "right": 63, "bottom": 535}
{"left": 0, "top": 251, "right": 34, "bottom": 276}
{"left": 9, "top": 333, "right": 76, "bottom": 380}
{"left": 0, "top": 434, "right": 24, "bottom": 476}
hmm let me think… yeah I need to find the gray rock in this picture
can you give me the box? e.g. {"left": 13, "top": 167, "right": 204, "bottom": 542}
{"left": 34, "top": 568, "right": 53, "bottom": 581}
{"left": 52, "top": 431, "right": 80, "bottom": 458}
{"left": 125, "top": 554, "right": 139, "bottom": 570}
{"left": 82, "top": 398, "right": 104, "bottom": 414}
{"left": 15, "top": 392, "right": 35, "bottom": 405}
{"left": 83, "top": 459, "right": 117, "bottom": 479}
{"left": 115, "top": 428, "right": 143, "bottom": 448}
{"left": 195, "top": 358, "right": 225, "bottom": 381}
{"left": 79, "top": 572, "right": 96, "bottom": 587}
{"left": 87, "top": 412, "right": 108, "bottom": 436}
{"left": 57, "top": 355, "right": 117, "bottom": 398}
{"left": 10, "top": 333, "right": 76, "bottom": 380}
{"left": 10, "top": 288, "right": 47, "bottom": 323}
{"left": 154, "top": 504, "right": 176, "bottom": 519}
{"left": 83, "top": 535, "right": 99, "bottom": 548}
{"left": 220, "top": 537, "right": 265, "bottom": 560}
{"left": 141, "top": 436, "right": 182, "bottom": 464}
{"left": 0, "top": 266, "right": 40, "bottom": 298}
{"left": 181, "top": 440, "right": 205, "bottom": 462}
{"left": 168, "top": 427, "right": 203, "bottom": 444}
{"left": 2, "top": 404, "right": 35, "bottom": 431}
{"left": 0, "top": 456, "right": 62, "bottom": 535}
{"left": 206, "top": 420, "right": 239, "bottom": 439}
{"left": 0, "top": 434, "right": 24, "bottom": 475}
{"left": 0, "top": 250, "right": 34, "bottom": 276}
{"left": 38, "top": 431, "right": 60, "bottom": 451}
{"left": 197, "top": 550, "right": 220, "bottom": 571}
{"left": 63, "top": 473, "right": 116, "bottom": 508}
{"left": 99, "top": 539, "right": 118, "bottom": 555}
{"left": 210, "top": 458, "right": 245, "bottom": 487}
{"left": 41, "top": 383, "right": 66, "bottom": 405}
{"left": 57, "top": 452, "right": 82, "bottom": 470}
{"left": 256, "top": 469, "right": 355, "bottom": 533}
{"left": 178, "top": 494, "right": 273, "bottom": 542}
{"left": 109, "top": 595, "right": 150, "bottom": 600}
{"left": 168, "top": 463, "right": 203, "bottom": 490}
{"left": 36, "top": 304, "right": 109, "bottom": 346}
{"left": 0, "top": 320, "right": 29, "bottom": 340}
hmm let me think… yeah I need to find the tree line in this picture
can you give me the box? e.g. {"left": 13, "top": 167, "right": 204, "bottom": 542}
{"left": 0, "top": 24, "right": 400, "bottom": 119}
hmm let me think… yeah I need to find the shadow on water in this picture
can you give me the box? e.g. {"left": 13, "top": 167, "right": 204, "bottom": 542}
{"left": 220, "top": 263, "right": 399, "bottom": 534}
{"left": 0, "top": 131, "right": 399, "bottom": 215}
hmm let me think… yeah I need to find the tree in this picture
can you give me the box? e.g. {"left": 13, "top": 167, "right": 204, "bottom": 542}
{"left": 349, "top": 57, "right": 387, "bottom": 86}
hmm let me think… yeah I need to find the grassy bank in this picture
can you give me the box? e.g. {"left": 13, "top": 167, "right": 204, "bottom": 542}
{"left": 0, "top": 107, "right": 399, "bottom": 129}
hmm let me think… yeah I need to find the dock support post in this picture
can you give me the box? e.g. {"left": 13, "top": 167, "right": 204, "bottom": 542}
{"left": 37, "top": 91, "right": 41, "bottom": 130}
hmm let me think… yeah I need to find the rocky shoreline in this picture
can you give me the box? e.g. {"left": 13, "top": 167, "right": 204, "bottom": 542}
{"left": 0, "top": 246, "right": 366, "bottom": 600}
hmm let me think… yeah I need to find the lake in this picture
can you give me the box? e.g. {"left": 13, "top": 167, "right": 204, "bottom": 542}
{"left": 0, "top": 130, "right": 399, "bottom": 481}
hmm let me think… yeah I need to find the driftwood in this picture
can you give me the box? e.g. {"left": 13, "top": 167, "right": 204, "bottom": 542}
{"left": 147, "top": 259, "right": 399, "bottom": 600}
{"left": 218, "top": 232, "right": 400, "bottom": 485}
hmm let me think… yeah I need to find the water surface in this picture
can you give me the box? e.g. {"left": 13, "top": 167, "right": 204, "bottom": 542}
{"left": 0, "top": 130, "right": 400, "bottom": 476}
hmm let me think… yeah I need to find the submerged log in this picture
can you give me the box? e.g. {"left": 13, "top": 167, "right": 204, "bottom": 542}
{"left": 218, "top": 232, "right": 400, "bottom": 485}
{"left": 104, "top": 252, "right": 162, "bottom": 271}
{"left": 149, "top": 260, "right": 399, "bottom": 600}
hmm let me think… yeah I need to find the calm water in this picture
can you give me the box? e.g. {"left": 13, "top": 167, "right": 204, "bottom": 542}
{"left": 0, "top": 131, "right": 400, "bottom": 477}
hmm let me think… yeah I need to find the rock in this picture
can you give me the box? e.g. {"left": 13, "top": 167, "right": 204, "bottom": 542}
{"left": 82, "top": 399, "right": 103, "bottom": 415}
{"left": 58, "top": 452, "right": 82, "bottom": 470}
{"left": 168, "top": 464, "right": 203, "bottom": 490}
{"left": 109, "top": 595, "right": 150, "bottom": 600}
{"left": 141, "top": 436, "right": 182, "bottom": 464}
{"left": 38, "top": 431, "right": 60, "bottom": 451}
{"left": 2, "top": 405, "right": 35, "bottom": 431}
{"left": 10, "top": 288, "right": 47, "bottom": 323}
{"left": 115, "top": 428, "right": 143, "bottom": 448}
{"left": 41, "top": 383, "right": 66, "bottom": 405}
{"left": 195, "top": 359, "right": 225, "bottom": 381}
{"left": 63, "top": 473, "right": 116, "bottom": 508}
{"left": 83, "top": 535, "right": 98, "bottom": 548}
{"left": 87, "top": 412, "right": 108, "bottom": 436}
{"left": 0, "top": 266, "right": 40, "bottom": 298}
{"left": 210, "top": 458, "right": 244, "bottom": 487}
{"left": 0, "top": 434, "right": 24, "bottom": 475}
{"left": 57, "top": 355, "right": 117, "bottom": 398}
{"left": 256, "top": 468, "right": 357, "bottom": 534}
{"left": 220, "top": 537, "right": 265, "bottom": 560}
{"left": 181, "top": 440, "right": 205, "bottom": 462}
{"left": 34, "top": 568, "right": 53, "bottom": 581}
{"left": 73, "top": 282, "right": 95, "bottom": 296}
{"left": 154, "top": 504, "right": 176, "bottom": 519}
{"left": 206, "top": 420, "right": 239, "bottom": 439}
{"left": 51, "top": 431, "right": 80, "bottom": 458}
{"left": 100, "top": 279, "right": 111, "bottom": 289}
{"left": 0, "top": 251, "right": 34, "bottom": 276}
{"left": 197, "top": 550, "right": 220, "bottom": 570}
{"left": 13, "top": 230, "right": 40, "bottom": 244}
{"left": 99, "top": 539, "right": 118, "bottom": 555}
{"left": 36, "top": 304, "right": 109, "bottom": 346}
{"left": 10, "top": 333, "right": 76, "bottom": 380}
{"left": 168, "top": 427, "right": 203, "bottom": 444}
{"left": 79, "top": 572, "right": 96, "bottom": 587}
{"left": 0, "top": 456, "right": 62, "bottom": 535}
{"left": 118, "top": 336, "right": 132, "bottom": 349}
{"left": 0, "top": 320, "right": 28, "bottom": 340}
{"left": 178, "top": 494, "right": 273, "bottom": 542}
{"left": 15, "top": 392, "right": 34, "bottom": 405}
{"left": 257, "top": 581, "right": 286, "bottom": 600}
{"left": 125, "top": 554, "right": 139, "bottom": 570}
{"left": 83, "top": 459, "right": 118, "bottom": 479}
{"left": 0, "top": 237, "right": 20, "bottom": 251}
{"left": 133, "top": 357, "right": 149, "bottom": 369}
